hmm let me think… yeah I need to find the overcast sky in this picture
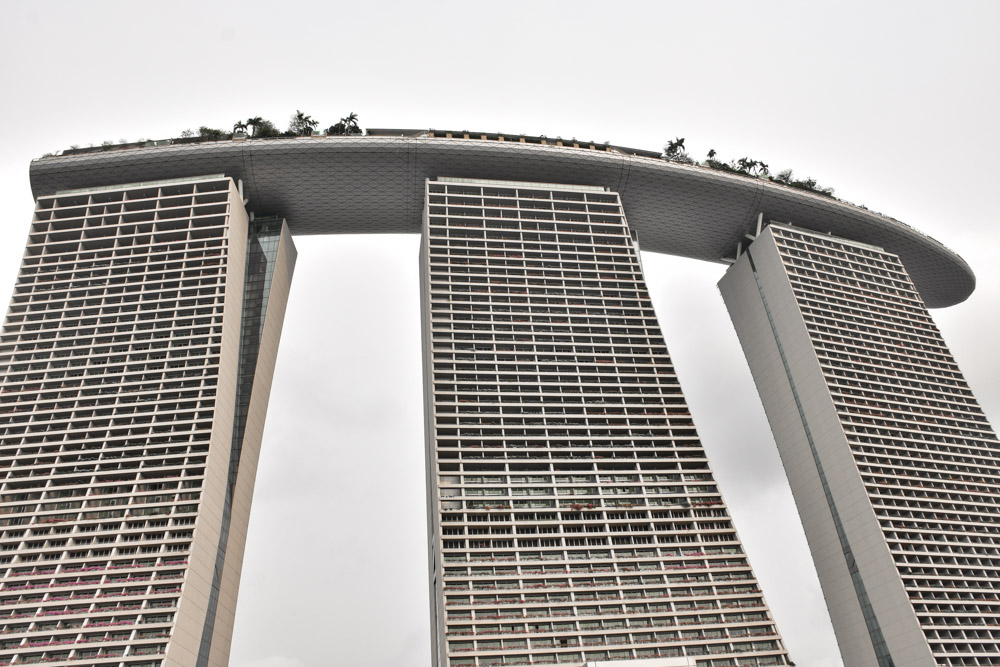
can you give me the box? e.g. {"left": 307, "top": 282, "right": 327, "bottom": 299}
{"left": 0, "top": 2, "right": 997, "bottom": 666}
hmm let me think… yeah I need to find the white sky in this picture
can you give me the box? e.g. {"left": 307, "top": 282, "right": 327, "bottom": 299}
{"left": 0, "top": 2, "right": 997, "bottom": 666}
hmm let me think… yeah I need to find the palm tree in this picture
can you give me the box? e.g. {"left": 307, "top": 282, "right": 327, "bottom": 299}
{"left": 289, "top": 110, "right": 318, "bottom": 136}
{"left": 707, "top": 148, "right": 716, "bottom": 160}
{"left": 737, "top": 157, "right": 767, "bottom": 176}
{"left": 246, "top": 116, "right": 263, "bottom": 137}
{"left": 330, "top": 113, "right": 362, "bottom": 136}
{"left": 342, "top": 112, "right": 361, "bottom": 135}
{"left": 735, "top": 158, "right": 769, "bottom": 177}
{"left": 233, "top": 120, "right": 248, "bottom": 134}
{"left": 664, "top": 137, "right": 686, "bottom": 158}
{"left": 327, "top": 113, "right": 362, "bottom": 136}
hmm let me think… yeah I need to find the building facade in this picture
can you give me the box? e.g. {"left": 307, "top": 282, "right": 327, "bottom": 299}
{"left": 0, "top": 131, "right": 993, "bottom": 666}
{"left": 719, "top": 223, "right": 1000, "bottom": 666}
{"left": 0, "top": 177, "right": 296, "bottom": 666}
{"left": 421, "top": 179, "right": 787, "bottom": 666}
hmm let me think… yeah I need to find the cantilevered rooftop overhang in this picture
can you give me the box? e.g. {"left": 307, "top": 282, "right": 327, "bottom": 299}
{"left": 28, "top": 133, "right": 975, "bottom": 308}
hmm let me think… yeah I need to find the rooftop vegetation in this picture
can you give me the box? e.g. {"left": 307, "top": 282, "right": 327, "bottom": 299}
{"left": 48, "top": 118, "right": 892, "bottom": 221}
{"left": 55, "top": 110, "right": 366, "bottom": 156}
{"left": 663, "top": 137, "right": 836, "bottom": 198}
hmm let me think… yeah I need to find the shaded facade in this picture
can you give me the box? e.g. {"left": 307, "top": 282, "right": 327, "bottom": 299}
{"left": 720, "top": 223, "right": 999, "bottom": 666}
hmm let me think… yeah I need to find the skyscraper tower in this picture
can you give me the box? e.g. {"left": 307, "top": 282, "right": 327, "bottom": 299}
{"left": 421, "top": 179, "right": 788, "bottom": 666}
{"left": 2, "top": 129, "right": 992, "bottom": 666}
{"left": 0, "top": 176, "right": 296, "bottom": 666}
{"left": 719, "top": 222, "right": 1000, "bottom": 666}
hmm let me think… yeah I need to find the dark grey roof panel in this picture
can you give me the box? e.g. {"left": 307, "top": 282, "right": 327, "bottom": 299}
{"left": 28, "top": 136, "right": 974, "bottom": 308}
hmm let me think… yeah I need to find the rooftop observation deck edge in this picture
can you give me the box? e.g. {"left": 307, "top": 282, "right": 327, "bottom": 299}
{"left": 26, "top": 133, "right": 975, "bottom": 308}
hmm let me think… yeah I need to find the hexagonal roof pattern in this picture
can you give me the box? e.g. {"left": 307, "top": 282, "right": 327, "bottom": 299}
{"left": 28, "top": 135, "right": 974, "bottom": 308}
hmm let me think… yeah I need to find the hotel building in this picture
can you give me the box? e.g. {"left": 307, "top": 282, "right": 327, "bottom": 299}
{"left": 0, "top": 129, "right": 992, "bottom": 666}
{"left": 0, "top": 177, "right": 296, "bottom": 666}
{"left": 719, "top": 223, "right": 999, "bottom": 666}
{"left": 422, "top": 179, "right": 786, "bottom": 666}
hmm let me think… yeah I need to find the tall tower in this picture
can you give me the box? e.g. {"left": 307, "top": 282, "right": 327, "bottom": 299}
{"left": 10, "top": 128, "right": 990, "bottom": 667}
{"left": 421, "top": 179, "right": 790, "bottom": 667}
{"left": 719, "top": 222, "right": 1000, "bottom": 666}
{"left": 0, "top": 176, "right": 295, "bottom": 667}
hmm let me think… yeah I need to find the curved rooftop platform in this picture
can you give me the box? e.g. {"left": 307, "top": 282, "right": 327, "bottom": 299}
{"left": 29, "top": 132, "right": 974, "bottom": 308}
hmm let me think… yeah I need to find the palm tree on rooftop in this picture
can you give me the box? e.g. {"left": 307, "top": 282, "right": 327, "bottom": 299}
{"left": 664, "top": 137, "right": 686, "bottom": 159}
{"left": 291, "top": 110, "right": 318, "bottom": 136}
{"left": 342, "top": 112, "right": 361, "bottom": 135}
{"left": 233, "top": 120, "right": 248, "bottom": 134}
